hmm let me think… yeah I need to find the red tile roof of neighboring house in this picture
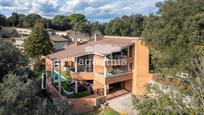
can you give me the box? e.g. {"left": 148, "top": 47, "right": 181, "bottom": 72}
{"left": 46, "top": 36, "right": 138, "bottom": 60}
{"left": 50, "top": 35, "right": 69, "bottom": 42}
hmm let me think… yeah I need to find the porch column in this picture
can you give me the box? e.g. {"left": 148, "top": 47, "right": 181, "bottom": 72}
{"left": 104, "top": 57, "right": 107, "bottom": 77}
{"left": 127, "top": 47, "right": 130, "bottom": 71}
{"left": 104, "top": 85, "right": 107, "bottom": 96}
{"left": 107, "top": 85, "right": 109, "bottom": 94}
{"left": 75, "top": 81, "right": 78, "bottom": 93}
{"left": 51, "top": 61, "right": 55, "bottom": 82}
{"left": 75, "top": 57, "right": 77, "bottom": 72}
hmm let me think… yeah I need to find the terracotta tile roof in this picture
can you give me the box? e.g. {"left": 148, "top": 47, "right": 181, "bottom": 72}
{"left": 46, "top": 37, "right": 136, "bottom": 60}
{"left": 50, "top": 35, "right": 69, "bottom": 42}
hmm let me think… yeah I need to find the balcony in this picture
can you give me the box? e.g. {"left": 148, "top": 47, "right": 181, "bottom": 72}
{"left": 96, "top": 65, "right": 131, "bottom": 78}
{"left": 105, "top": 57, "right": 133, "bottom": 66}
{"left": 66, "top": 67, "right": 95, "bottom": 80}
{"left": 95, "top": 72, "right": 133, "bottom": 85}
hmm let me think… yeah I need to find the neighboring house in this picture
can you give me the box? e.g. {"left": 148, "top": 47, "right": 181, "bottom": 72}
{"left": 46, "top": 29, "right": 55, "bottom": 36}
{"left": 55, "top": 31, "right": 68, "bottom": 36}
{"left": 14, "top": 29, "right": 70, "bottom": 51}
{"left": 14, "top": 37, "right": 26, "bottom": 51}
{"left": 50, "top": 35, "right": 71, "bottom": 51}
{"left": 15, "top": 28, "right": 32, "bottom": 35}
{"left": 66, "top": 30, "right": 91, "bottom": 42}
{"left": 45, "top": 35, "right": 153, "bottom": 98}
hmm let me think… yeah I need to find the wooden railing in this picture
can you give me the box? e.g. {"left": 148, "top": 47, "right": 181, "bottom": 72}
{"left": 46, "top": 77, "right": 106, "bottom": 113}
{"left": 68, "top": 69, "right": 95, "bottom": 80}
{"left": 47, "top": 77, "right": 64, "bottom": 99}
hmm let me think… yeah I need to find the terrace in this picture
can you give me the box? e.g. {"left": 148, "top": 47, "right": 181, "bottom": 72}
{"left": 50, "top": 64, "right": 93, "bottom": 98}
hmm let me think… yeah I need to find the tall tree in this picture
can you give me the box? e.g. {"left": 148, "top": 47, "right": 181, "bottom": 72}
{"left": 0, "top": 14, "right": 8, "bottom": 26}
{"left": 69, "top": 13, "right": 87, "bottom": 41}
{"left": 0, "top": 73, "right": 72, "bottom": 115}
{"left": 23, "top": 14, "right": 42, "bottom": 27}
{"left": 8, "top": 12, "right": 19, "bottom": 27}
{"left": 133, "top": 0, "right": 204, "bottom": 114}
{"left": 104, "top": 14, "right": 144, "bottom": 36}
{"left": 69, "top": 13, "right": 86, "bottom": 23}
{"left": 90, "top": 21, "right": 105, "bottom": 35}
{"left": 24, "top": 22, "right": 53, "bottom": 58}
{"left": 51, "top": 15, "right": 71, "bottom": 30}
{"left": 17, "top": 14, "right": 26, "bottom": 27}
{"left": 0, "top": 41, "right": 27, "bottom": 81}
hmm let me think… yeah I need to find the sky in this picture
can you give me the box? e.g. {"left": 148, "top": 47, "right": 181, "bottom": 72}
{"left": 0, "top": 0, "right": 164, "bottom": 22}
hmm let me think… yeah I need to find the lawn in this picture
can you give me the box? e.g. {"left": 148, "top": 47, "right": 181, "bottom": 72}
{"left": 79, "top": 106, "right": 119, "bottom": 115}
{"left": 61, "top": 81, "right": 91, "bottom": 98}
{"left": 61, "top": 70, "right": 71, "bottom": 80}
{"left": 71, "top": 90, "right": 90, "bottom": 98}
{"left": 61, "top": 81, "right": 73, "bottom": 92}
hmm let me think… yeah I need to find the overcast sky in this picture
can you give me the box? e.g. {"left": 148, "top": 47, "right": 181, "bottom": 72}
{"left": 0, "top": 0, "right": 164, "bottom": 22}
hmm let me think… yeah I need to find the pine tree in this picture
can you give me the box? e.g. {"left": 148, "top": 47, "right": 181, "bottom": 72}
{"left": 24, "top": 22, "right": 53, "bottom": 58}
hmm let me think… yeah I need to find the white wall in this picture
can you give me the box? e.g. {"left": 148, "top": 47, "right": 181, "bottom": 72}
{"left": 56, "top": 32, "right": 67, "bottom": 36}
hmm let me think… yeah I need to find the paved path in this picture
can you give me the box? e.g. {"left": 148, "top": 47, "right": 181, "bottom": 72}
{"left": 107, "top": 93, "right": 137, "bottom": 115}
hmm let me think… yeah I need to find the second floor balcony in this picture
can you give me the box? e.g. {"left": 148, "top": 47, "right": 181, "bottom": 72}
{"left": 96, "top": 65, "right": 131, "bottom": 78}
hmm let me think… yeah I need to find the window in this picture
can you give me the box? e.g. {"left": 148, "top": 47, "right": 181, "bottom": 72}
{"left": 64, "top": 61, "right": 68, "bottom": 67}
{"left": 64, "top": 61, "right": 74, "bottom": 68}
{"left": 121, "top": 48, "right": 128, "bottom": 57}
{"left": 129, "top": 46, "right": 133, "bottom": 57}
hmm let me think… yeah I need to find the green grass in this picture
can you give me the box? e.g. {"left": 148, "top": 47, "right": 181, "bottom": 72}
{"left": 71, "top": 90, "right": 90, "bottom": 98}
{"left": 61, "top": 81, "right": 72, "bottom": 92}
{"left": 61, "top": 70, "right": 71, "bottom": 80}
{"left": 61, "top": 82, "right": 91, "bottom": 98}
{"left": 79, "top": 106, "right": 119, "bottom": 115}
{"left": 54, "top": 69, "right": 71, "bottom": 80}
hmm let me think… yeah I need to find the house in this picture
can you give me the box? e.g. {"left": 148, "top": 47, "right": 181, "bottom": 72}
{"left": 55, "top": 31, "right": 68, "bottom": 36}
{"left": 50, "top": 35, "right": 71, "bottom": 51}
{"left": 14, "top": 37, "right": 26, "bottom": 50}
{"left": 45, "top": 35, "right": 153, "bottom": 98}
{"left": 15, "top": 28, "right": 32, "bottom": 35}
{"left": 46, "top": 29, "right": 55, "bottom": 36}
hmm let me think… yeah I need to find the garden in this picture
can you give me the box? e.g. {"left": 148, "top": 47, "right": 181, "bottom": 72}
{"left": 53, "top": 70, "right": 93, "bottom": 98}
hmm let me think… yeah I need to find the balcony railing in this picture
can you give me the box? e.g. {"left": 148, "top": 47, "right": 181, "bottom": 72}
{"left": 96, "top": 67, "right": 131, "bottom": 77}
{"left": 65, "top": 67, "right": 94, "bottom": 80}
{"left": 105, "top": 57, "right": 133, "bottom": 66}
{"left": 94, "top": 57, "right": 133, "bottom": 66}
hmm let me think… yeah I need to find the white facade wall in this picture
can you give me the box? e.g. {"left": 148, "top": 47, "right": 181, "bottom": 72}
{"left": 55, "top": 32, "right": 67, "bottom": 36}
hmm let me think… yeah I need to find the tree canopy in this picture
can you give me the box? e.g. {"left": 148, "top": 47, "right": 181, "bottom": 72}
{"left": 51, "top": 15, "right": 71, "bottom": 30}
{"left": 0, "top": 73, "right": 72, "bottom": 115}
{"left": 24, "top": 22, "right": 53, "bottom": 58}
{"left": 8, "top": 12, "right": 19, "bottom": 27}
{"left": 0, "top": 41, "right": 27, "bottom": 80}
{"left": 1, "top": 12, "right": 146, "bottom": 36}
{"left": 133, "top": 0, "right": 204, "bottom": 114}
{"left": 143, "top": 0, "right": 204, "bottom": 74}
{"left": 104, "top": 14, "right": 145, "bottom": 36}
{"left": 0, "top": 14, "right": 7, "bottom": 26}
{"left": 23, "top": 14, "right": 43, "bottom": 27}
{"left": 69, "top": 13, "right": 86, "bottom": 23}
